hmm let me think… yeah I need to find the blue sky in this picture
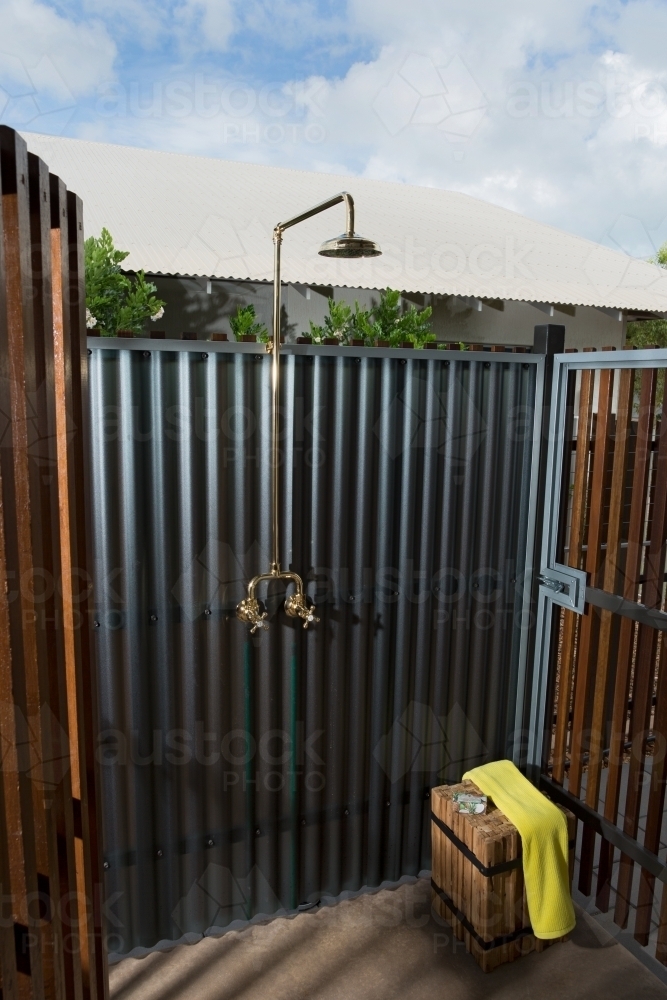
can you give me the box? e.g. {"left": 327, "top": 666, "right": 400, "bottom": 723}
{"left": 2, "top": 0, "right": 667, "bottom": 255}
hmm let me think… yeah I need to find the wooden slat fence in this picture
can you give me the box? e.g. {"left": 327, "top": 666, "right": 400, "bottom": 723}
{"left": 547, "top": 354, "right": 667, "bottom": 962}
{"left": 0, "top": 126, "right": 106, "bottom": 1000}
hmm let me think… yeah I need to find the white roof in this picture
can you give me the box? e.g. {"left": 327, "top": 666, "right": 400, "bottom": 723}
{"left": 22, "top": 132, "right": 667, "bottom": 312}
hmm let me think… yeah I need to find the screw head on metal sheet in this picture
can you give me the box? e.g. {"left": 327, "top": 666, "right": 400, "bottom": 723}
{"left": 150, "top": 614, "right": 158, "bottom": 622}
{"left": 344, "top": 809, "right": 349, "bottom": 816}
{"left": 255, "top": 829, "right": 261, "bottom": 837}
{"left": 204, "top": 608, "right": 211, "bottom": 617}
{"left": 87, "top": 349, "right": 92, "bottom": 356}
{"left": 206, "top": 838, "right": 214, "bottom": 848}
{"left": 156, "top": 849, "right": 163, "bottom": 858}
{"left": 94, "top": 620, "right": 100, "bottom": 628}
{"left": 143, "top": 351, "right": 150, "bottom": 358}
{"left": 202, "top": 353, "right": 208, "bottom": 359}
{"left": 103, "top": 861, "right": 109, "bottom": 870}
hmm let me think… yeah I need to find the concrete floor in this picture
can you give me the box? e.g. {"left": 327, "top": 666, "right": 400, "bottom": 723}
{"left": 109, "top": 880, "right": 667, "bottom": 1000}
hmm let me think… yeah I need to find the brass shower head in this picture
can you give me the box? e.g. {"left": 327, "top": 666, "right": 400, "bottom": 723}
{"left": 318, "top": 233, "right": 382, "bottom": 258}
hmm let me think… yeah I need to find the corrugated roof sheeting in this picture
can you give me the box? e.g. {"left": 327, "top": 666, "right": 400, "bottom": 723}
{"left": 23, "top": 132, "right": 667, "bottom": 313}
{"left": 90, "top": 342, "right": 541, "bottom": 954}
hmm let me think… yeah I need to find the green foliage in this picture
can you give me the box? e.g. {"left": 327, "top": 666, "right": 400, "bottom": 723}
{"left": 85, "top": 228, "right": 165, "bottom": 337}
{"left": 393, "top": 301, "right": 434, "bottom": 347}
{"left": 307, "top": 320, "right": 321, "bottom": 343}
{"left": 309, "top": 298, "right": 352, "bottom": 343}
{"left": 626, "top": 318, "right": 667, "bottom": 348}
{"left": 306, "top": 288, "right": 434, "bottom": 347}
{"left": 370, "top": 287, "right": 402, "bottom": 341}
{"left": 651, "top": 244, "right": 667, "bottom": 268}
{"left": 326, "top": 299, "right": 352, "bottom": 340}
{"left": 348, "top": 301, "right": 380, "bottom": 344}
{"left": 627, "top": 241, "right": 667, "bottom": 349}
{"left": 230, "top": 303, "right": 270, "bottom": 342}
{"left": 369, "top": 288, "right": 434, "bottom": 346}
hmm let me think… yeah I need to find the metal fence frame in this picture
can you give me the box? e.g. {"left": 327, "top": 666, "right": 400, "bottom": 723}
{"left": 88, "top": 335, "right": 547, "bottom": 955}
{"left": 528, "top": 347, "right": 667, "bottom": 772}
{"left": 528, "top": 347, "right": 667, "bottom": 967}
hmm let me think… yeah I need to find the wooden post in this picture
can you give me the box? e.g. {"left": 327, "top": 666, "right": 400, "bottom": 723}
{"left": 0, "top": 127, "right": 107, "bottom": 1000}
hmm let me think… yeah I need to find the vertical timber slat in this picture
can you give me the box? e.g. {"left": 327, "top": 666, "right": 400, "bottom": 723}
{"left": 0, "top": 126, "right": 107, "bottom": 1000}
{"left": 596, "top": 368, "right": 657, "bottom": 912}
{"left": 579, "top": 368, "right": 634, "bottom": 893}
{"left": 615, "top": 407, "right": 667, "bottom": 929}
{"left": 552, "top": 360, "right": 595, "bottom": 782}
{"left": 568, "top": 366, "right": 615, "bottom": 798}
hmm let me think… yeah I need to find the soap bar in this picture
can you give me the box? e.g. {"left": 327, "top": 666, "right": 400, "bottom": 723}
{"left": 453, "top": 792, "right": 487, "bottom": 815}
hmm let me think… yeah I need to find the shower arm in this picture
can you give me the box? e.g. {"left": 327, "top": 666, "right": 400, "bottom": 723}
{"left": 236, "top": 193, "right": 355, "bottom": 632}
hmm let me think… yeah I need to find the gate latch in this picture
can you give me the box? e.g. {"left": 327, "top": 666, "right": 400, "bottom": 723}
{"left": 537, "top": 565, "right": 587, "bottom": 614}
{"left": 538, "top": 575, "right": 565, "bottom": 594}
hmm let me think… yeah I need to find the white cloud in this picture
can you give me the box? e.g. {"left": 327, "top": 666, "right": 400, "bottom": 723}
{"left": 76, "top": 0, "right": 236, "bottom": 53}
{"left": 184, "top": 0, "right": 235, "bottom": 50}
{"left": 273, "top": 2, "right": 667, "bottom": 255}
{"left": 0, "top": 0, "right": 116, "bottom": 97}
{"left": 6, "top": 0, "right": 667, "bottom": 258}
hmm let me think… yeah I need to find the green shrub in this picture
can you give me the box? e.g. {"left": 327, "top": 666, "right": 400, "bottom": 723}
{"left": 230, "top": 304, "right": 270, "bottom": 342}
{"left": 309, "top": 298, "right": 353, "bottom": 344}
{"left": 348, "top": 301, "right": 380, "bottom": 344}
{"left": 85, "top": 228, "right": 165, "bottom": 337}
{"left": 307, "top": 288, "right": 434, "bottom": 347}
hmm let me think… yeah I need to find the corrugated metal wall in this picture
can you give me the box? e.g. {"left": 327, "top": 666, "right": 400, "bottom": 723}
{"left": 88, "top": 342, "right": 541, "bottom": 954}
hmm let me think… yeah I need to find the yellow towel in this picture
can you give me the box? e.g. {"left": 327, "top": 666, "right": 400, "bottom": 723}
{"left": 462, "top": 759, "right": 576, "bottom": 940}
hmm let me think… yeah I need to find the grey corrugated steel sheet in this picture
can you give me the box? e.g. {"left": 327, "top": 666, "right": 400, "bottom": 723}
{"left": 23, "top": 131, "right": 667, "bottom": 313}
{"left": 89, "top": 341, "right": 540, "bottom": 954}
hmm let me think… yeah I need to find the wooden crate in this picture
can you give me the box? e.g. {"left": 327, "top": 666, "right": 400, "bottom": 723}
{"left": 431, "top": 779, "right": 575, "bottom": 973}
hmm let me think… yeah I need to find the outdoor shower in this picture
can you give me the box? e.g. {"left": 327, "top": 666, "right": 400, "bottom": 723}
{"left": 235, "top": 192, "right": 382, "bottom": 633}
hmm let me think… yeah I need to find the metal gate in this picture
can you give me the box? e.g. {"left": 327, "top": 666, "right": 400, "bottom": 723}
{"left": 88, "top": 336, "right": 544, "bottom": 956}
{"left": 530, "top": 347, "right": 667, "bottom": 964}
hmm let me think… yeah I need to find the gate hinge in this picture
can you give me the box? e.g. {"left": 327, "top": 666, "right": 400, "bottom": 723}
{"left": 538, "top": 566, "right": 587, "bottom": 614}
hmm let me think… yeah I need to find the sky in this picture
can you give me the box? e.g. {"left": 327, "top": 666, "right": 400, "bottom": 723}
{"left": 1, "top": 0, "right": 667, "bottom": 257}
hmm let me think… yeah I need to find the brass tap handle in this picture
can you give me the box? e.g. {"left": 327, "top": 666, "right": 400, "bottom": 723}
{"left": 284, "top": 592, "right": 320, "bottom": 629}
{"left": 236, "top": 597, "right": 269, "bottom": 633}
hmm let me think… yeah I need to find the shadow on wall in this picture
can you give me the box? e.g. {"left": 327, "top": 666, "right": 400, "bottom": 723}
{"left": 148, "top": 276, "right": 314, "bottom": 341}
{"left": 146, "top": 274, "right": 625, "bottom": 349}
{"left": 147, "top": 276, "right": 274, "bottom": 339}
{"left": 148, "top": 276, "right": 436, "bottom": 343}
